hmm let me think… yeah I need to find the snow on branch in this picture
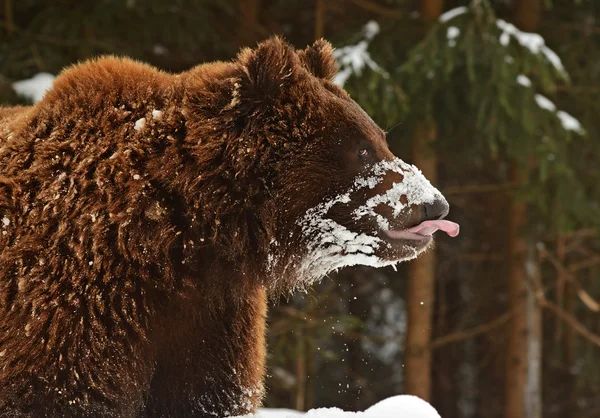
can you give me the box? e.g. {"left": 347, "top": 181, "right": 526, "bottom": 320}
{"left": 534, "top": 94, "right": 556, "bottom": 112}
{"left": 496, "top": 19, "right": 566, "bottom": 76}
{"left": 533, "top": 93, "right": 584, "bottom": 133}
{"left": 333, "top": 21, "right": 389, "bottom": 87}
{"left": 556, "top": 110, "right": 584, "bottom": 133}
{"left": 438, "top": 6, "right": 468, "bottom": 23}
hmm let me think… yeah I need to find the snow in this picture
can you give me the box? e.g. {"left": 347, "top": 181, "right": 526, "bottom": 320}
{"left": 11, "top": 73, "right": 56, "bottom": 103}
{"left": 292, "top": 158, "right": 443, "bottom": 284}
{"left": 534, "top": 95, "right": 584, "bottom": 133}
{"left": 352, "top": 159, "right": 440, "bottom": 225}
{"left": 363, "top": 21, "right": 380, "bottom": 40}
{"left": 534, "top": 94, "right": 556, "bottom": 112}
{"left": 249, "top": 409, "right": 304, "bottom": 418}
{"left": 333, "top": 21, "right": 388, "bottom": 87}
{"left": 446, "top": 27, "right": 460, "bottom": 40}
{"left": 1, "top": 216, "right": 9, "bottom": 227}
{"left": 516, "top": 74, "right": 532, "bottom": 87}
{"left": 134, "top": 117, "right": 146, "bottom": 131}
{"left": 241, "top": 395, "right": 441, "bottom": 418}
{"left": 152, "top": 109, "right": 163, "bottom": 120}
{"left": 496, "top": 19, "right": 566, "bottom": 75}
{"left": 556, "top": 110, "right": 584, "bottom": 133}
{"left": 446, "top": 26, "right": 460, "bottom": 47}
{"left": 439, "top": 6, "right": 468, "bottom": 23}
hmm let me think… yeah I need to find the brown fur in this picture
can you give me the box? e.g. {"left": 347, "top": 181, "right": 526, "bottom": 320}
{"left": 0, "top": 37, "right": 429, "bottom": 417}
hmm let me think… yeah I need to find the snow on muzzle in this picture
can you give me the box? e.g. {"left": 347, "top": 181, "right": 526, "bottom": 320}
{"left": 297, "top": 158, "right": 459, "bottom": 282}
{"left": 349, "top": 158, "right": 459, "bottom": 240}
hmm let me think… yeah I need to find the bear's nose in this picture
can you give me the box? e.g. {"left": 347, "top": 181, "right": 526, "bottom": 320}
{"left": 422, "top": 198, "right": 449, "bottom": 221}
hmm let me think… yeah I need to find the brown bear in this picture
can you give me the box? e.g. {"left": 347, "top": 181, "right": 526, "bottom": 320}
{"left": 0, "top": 37, "right": 459, "bottom": 417}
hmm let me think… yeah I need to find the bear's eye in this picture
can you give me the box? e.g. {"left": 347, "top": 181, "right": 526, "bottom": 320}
{"left": 358, "top": 147, "right": 371, "bottom": 160}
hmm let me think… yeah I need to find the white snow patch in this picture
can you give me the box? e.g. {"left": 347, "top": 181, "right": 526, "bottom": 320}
{"left": 447, "top": 26, "right": 460, "bottom": 47}
{"left": 556, "top": 110, "right": 584, "bottom": 133}
{"left": 439, "top": 6, "right": 468, "bottom": 23}
{"left": 517, "top": 74, "right": 532, "bottom": 87}
{"left": 447, "top": 26, "right": 460, "bottom": 40}
{"left": 1, "top": 216, "right": 9, "bottom": 227}
{"left": 133, "top": 174, "right": 141, "bottom": 180}
{"left": 240, "top": 395, "right": 441, "bottom": 417}
{"left": 152, "top": 109, "right": 163, "bottom": 120}
{"left": 363, "top": 21, "right": 380, "bottom": 40}
{"left": 333, "top": 21, "right": 388, "bottom": 87}
{"left": 12, "top": 73, "right": 56, "bottom": 103}
{"left": 533, "top": 95, "right": 584, "bottom": 133}
{"left": 534, "top": 94, "right": 556, "bottom": 112}
{"left": 496, "top": 19, "right": 566, "bottom": 75}
{"left": 134, "top": 118, "right": 147, "bottom": 131}
{"left": 248, "top": 409, "right": 304, "bottom": 417}
{"left": 352, "top": 160, "right": 439, "bottom": 223}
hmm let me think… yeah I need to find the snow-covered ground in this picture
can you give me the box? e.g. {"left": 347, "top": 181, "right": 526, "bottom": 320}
{"left": 240, "top": 395, "right": 441, "bottom": 418}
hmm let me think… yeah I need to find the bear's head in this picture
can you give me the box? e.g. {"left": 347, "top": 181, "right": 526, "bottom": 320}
{"left": 182, "top": 37, "right": 459, "bottom": 291}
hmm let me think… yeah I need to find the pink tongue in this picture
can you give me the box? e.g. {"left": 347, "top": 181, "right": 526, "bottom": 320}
{"left": 405, "top": 220, "right": 460, "bottom": 237}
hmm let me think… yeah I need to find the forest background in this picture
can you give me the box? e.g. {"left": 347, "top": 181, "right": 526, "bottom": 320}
{"left": 1, "top": 1, "right": 599, "bottom": 417}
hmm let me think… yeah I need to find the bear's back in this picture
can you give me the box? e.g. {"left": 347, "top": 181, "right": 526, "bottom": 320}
{"left": 0, "top": 57, "right": 189, "bottom": 304}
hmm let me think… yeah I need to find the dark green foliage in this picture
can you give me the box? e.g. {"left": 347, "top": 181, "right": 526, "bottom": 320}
{"left": 0, "top": 0, "right": 236, "bottom": 79}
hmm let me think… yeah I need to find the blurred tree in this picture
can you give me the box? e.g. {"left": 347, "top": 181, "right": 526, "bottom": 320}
{"left": 505, "top": 4, "right": 543, "bottom": 418}
{"left": 403, "top": 1, "right": 444, "bottom": 403}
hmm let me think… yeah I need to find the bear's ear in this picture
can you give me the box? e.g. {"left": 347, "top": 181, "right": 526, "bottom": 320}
{"left": 297, "top": 39, "right": 338, "bottom": 80}
{"left": 237, "top": 36, "right": 303, "bottom": 99}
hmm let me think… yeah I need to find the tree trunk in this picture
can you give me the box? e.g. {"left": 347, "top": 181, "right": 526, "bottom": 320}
{"left": 237, "top": 0, "right": 263, "bottom": 48}
{"left": 404, "top": 122, "right": 438, "bottom": 401}
{"left": 403, "top": 1, "right": 445, "bottom": 402}
{"left": 504, "top": 4, "right": 543, "bottom": 418}
{"left": 505, "top": 163, "right": 542, "bottom": 418}
{"left": 314, "top": 0, "right": 325, "bottom": 40}
{"left": 561, "top": 274, "right": 577, "bottom": 416}
{"left": 513, "top": 0, "right": 542, "bottom": 32}
{"left": 525, "top": 242, "right": 542, "bottom": 418}
{"left": 421, "top": 0, "right": 444, "bottom": 25}
{"left": 505, "top": 165, "right": 528, "bottom": 418}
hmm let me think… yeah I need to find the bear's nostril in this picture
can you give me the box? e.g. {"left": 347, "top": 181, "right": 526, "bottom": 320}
{"left": 422, "top": 199, "right": 449, "bottom": 221}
